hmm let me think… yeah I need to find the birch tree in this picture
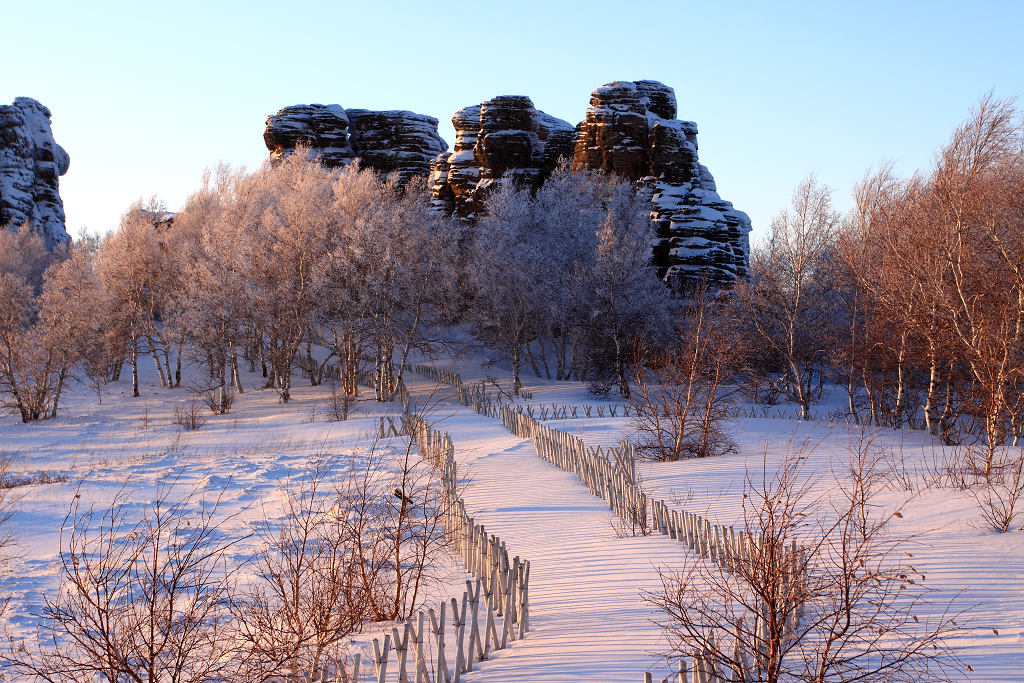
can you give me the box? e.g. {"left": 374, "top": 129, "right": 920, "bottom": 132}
{"left": 737, "top": 176, "right": 841, "bottom": 419}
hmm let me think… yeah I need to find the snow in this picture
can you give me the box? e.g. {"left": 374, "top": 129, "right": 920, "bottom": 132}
{"left": 1, "top": 353, "right": 1022, "bottom": 681}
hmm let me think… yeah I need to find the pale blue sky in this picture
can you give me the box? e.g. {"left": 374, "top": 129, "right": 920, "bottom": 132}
{"left": 3, "top": 0, "right": 1021, "bottom": 243}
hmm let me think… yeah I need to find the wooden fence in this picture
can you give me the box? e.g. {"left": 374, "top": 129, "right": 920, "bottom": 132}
{"left": 331, "top": 378, "right": 531, "bottom": 683}
{"left": 407, "top": 365, "right": 808, "bottom": 682}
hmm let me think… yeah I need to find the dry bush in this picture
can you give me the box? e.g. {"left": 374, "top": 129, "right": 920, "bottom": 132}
{"left": 346, "top": 439, "right": 451, "bottom": 621}
{"left": 4, "top": 482, "right": 243, "bottom": 682}
{"left": 0, "top": 470, "right": 69, "bottom": 489}
{"left": 234, "top": 463, "right": 366, "bottom": 680}
{"left": 647, "top": 443, "right": 963, "bottom": 683}
{"left": 235, "top": 441, "right": 450, "bottom": 679}
{"left": 629, "top": 290, "right": 741, "bottom": 461}
{"left": 175, "top": 399, "right": 207, "bottom": 431}
{"left": 326, "top": 383, "right": 356, "bottom": 421}
{"left": 922, "top": 446, "right": 980, "bottom": 491}
{"left": 970, "top": 448, "right": 1024, "bottom": 532}
{"left": 189, "top": 380, "right": 236, "bottom": 416}
{"left": 0, "top": 455, "right": 21, "bottom": 569}
{"left": 202, "top": 386, "right": 236, "bottom": 416}
{"left": 611, "top": 469, "right": 654, "bottom": 538}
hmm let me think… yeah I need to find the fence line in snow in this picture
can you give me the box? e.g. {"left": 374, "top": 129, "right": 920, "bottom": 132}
{"left": 375, "top": 411, "right": 530, "bottom": 683}
{"left": 313, "top": 376, "right": 529, "bottom": 683}
{"left": 408, "top": 365, "right": 808, "bottom": 683}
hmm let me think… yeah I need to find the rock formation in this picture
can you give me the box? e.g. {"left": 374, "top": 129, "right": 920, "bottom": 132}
{"left": 572, "top": 80, "right": 751, "bottom": 287}
{"left": 264, "top": 104, "right": 355, "bottom": 167}
{"left": 264, "top": 104, "right": 446, "bottom": 183}
{"left": 346, "top": 109, "right": 448, "bottom": 185}
{"left": 429, "top": 80, "right": 750, "bottom": 288}
{"left": 428, "top": 96, "right": 574, "bottom": 217}
{"left": 0, "top": 97, "right": 71, "bottom": 247}
{"left": 268, "top": 81, "right": 750, "bottom": 289}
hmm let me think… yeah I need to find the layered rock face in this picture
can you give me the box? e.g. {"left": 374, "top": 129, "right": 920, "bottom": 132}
{"left": 268, "top": 82, "right": 750, "bottom": 288}
{"left": 0, "top": 98, "right": 71, "bottom": 247}
{"left": 572, "top": 80, "right": 751, "bottom": 287}
{"left": 264, "top": 104, "right": 355, "bottom": 167}
{"left": 264, "top": 104, "right": 446, "bottom": 183}
{"left": 346, "top": 109, "right": 447, "bottom": 185}
{"left": 429, "top": 81, "right": 750, "bottom": 288}
{"left": 428, "top": 96, "right": 574, "bottom": 217}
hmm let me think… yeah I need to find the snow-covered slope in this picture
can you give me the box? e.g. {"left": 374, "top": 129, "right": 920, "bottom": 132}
{"left": 1, "top": 355, "right": 1021, "bottom": 681}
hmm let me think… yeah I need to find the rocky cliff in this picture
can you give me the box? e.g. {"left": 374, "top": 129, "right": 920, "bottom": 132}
{"left": 0, "top": 98, "right": 71, "bottom": 247}
{"left": 429, "top": 80, "right": 751, "bottom": 288}
{"left": 264, "top": 104, "right": 446, "bottom": 183}
{"left": 572, "top": 80, "right": 751, "bottom": 287}
{"left": 264, "top": 104, "right": 355, "bottom": 167}
{"left": 428, "top": 96, "right": 574, "bottom": 217}
{"left": 268, "top": 81, "right": 750, "bottom": 289}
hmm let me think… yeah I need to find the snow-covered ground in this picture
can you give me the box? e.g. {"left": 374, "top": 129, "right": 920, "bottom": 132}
{"left": 1, "top": 354, "right": 1022, "bottom": 681}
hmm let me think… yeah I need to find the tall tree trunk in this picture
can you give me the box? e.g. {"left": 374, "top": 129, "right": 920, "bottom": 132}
{"left": 131, "top": 338, "right": 140, "bottom": 398}
{"left": 231, "top": 348, "right": 243, "bottom": 394}
{"left": 218, "top": 356, "right": 228, "bottom": 414}
{"left": 511, "top": 343, "right": 522, "bottom": 396}
{"left": 306, "top": 334, "right": 317, "bottom": 386}
{"left": 614, "top": 334, "right": 630, "bottom": 399}
{"left": 892, "top": 332, "right": 909, "bottom": 429}
{"left": 161, "top": 335, "right": 173, "bottom": 389}
{"left": 50, "top": 367, "right": 66, "bottom": 419}
{"left": 924, "top": 338, "right": 940, "bottom": 436}
{"left": 147, "top": 335, "right": 168, "bottom": 388}
{"left": 525, "top": 339, "right": 542, "bottom": 378}
{"left": 536, "top": 336, "right": 552, "bottom": 380}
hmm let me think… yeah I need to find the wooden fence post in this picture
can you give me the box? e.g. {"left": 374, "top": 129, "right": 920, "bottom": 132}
{"left": 372, "top": 634, "right": 390, "bottom": 683}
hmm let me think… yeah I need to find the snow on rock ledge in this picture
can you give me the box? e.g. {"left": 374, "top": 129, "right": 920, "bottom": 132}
{"left": 429, "top": 96, "right": 574, "bottom": 218}
{"left": 346, "top": 109, "right": 448, "bottom": 185}
{"left": 264, "top": 104, "right": 446, "bottom": 184}
{"left": 430, "top": 81, "right": 750, "bottom": 288}
{"left": 572, "top": 80, "right": 751, "bottom": 288}
{"left": 0, "top": 97, "right": 71, "bottom": 248}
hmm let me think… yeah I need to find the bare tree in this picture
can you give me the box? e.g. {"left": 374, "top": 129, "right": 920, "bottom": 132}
{"left": 647, "top": 443, "right": 962, "bottom": 682}
{"left": 737, "top": 177, "right": 841, "bottom": 419}
{"left": 930, "top": 95, "right": 1024, "bottom": 471}
{"left": 5, "top": 482, "right": 243, "bottom": 683}
{"left": 629, "top": 285, "right": 741, "bottom": 461}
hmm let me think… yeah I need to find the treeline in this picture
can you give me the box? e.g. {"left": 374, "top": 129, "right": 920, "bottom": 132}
{"left": 730, "top": 95, "right": 1024, "bottom": 474}
{"left": 1, "top": 97, "right": 1023, "bottom": 472}
{"left": 0, "top": 154, "right": 669, "bottom": 422}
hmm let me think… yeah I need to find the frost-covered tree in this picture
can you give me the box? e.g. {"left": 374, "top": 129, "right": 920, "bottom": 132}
{"left": 470, "top": 168, "right": 671, "bottom": 393}
{"left": 174, "top": 164, "right": 253, "bottom": 413}
{"left": 736, "top": 176, "right": 841, "bottom": 419}
{"left": 97, "top": 198, "right": 183, "bottom": 397}
{"left": 469, "top": 180, "right": 551, "bottom": 393}
{"left": 583, "top": 178, "right": 671, "bottom": 397}
{"left": 0, "top": 241, "right": 107, "bottom": 421}
{"left": 316, "top": 165, "right": 459, "bottom": 401}
{"left": 247, "top": 153, "right": 337, "bottom": 403}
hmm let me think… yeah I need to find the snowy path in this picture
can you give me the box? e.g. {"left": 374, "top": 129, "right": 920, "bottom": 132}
{"left": 429, "top": 398, "right": 686, "bottom": 682}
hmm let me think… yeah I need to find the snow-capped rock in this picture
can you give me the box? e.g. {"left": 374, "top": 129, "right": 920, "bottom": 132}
{"left": 429, "top": 97, "right": 574, "bottom": 217}
{"left": 0, "top": 97, "right": 71, "bottom": 248}
{"left": 264, "top": 104, "right": 446, "bottom": 184}
{"left": 572, "top": 80, "right": 751, "bottom": 288}
{"left": 346, "top": 109, "right": 447, "bottom": 185}
{"left": 264, "top": 104, "right": 355, "bottom": 168}
{"left": 429, "top": 81, "right": 750, "bottom": 288}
